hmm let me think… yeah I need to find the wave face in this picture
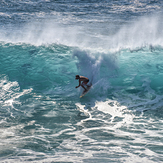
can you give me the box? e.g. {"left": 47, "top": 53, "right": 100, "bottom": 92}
{"left": 1, "top": 0, "right": 163, "bottom": 162}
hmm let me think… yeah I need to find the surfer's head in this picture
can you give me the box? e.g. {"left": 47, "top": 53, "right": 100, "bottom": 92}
{"left": 75, "top": 75, "right": 80, "bottom": 79}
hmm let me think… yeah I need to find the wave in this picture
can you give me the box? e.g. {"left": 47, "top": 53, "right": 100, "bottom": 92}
{"left": 1, "top": 42, "right": 163, "bottom": 92}
{"left": 1, "top": 36, "right": 163, "bottom": 116}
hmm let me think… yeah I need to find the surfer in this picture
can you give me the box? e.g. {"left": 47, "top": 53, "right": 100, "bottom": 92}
{"left": 75, "top": 75, "right": 89, "bottom": 91}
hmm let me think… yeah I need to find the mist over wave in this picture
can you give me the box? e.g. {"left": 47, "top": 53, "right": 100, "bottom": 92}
{"left": 0, "top": 14, "right": 163, "bottom": 52}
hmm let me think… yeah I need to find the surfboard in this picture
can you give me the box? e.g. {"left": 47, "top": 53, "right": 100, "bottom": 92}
{"left": 80, "top": 84, "right": 92, "bottom": 98}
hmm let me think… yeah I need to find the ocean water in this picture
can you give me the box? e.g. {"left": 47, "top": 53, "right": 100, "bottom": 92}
{"left": 0, "top": 0, "right": 163, "bottom": 162}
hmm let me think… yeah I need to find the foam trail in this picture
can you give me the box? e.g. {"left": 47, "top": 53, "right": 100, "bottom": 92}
{"left": 0, "top": 76, "right": 33, "bottom": 118}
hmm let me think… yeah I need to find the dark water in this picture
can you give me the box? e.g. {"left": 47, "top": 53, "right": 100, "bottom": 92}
{"left": 0, "top": 0, "right": 163, "bottom": 162}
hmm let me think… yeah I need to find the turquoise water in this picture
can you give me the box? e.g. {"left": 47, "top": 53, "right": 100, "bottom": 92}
{"left": 1, "top": 0, "right": 163, "bottom": 162}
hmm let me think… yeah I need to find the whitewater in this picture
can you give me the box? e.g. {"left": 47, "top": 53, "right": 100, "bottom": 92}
{"left": 0, "top": 0, "right": 163, "bottom": 162}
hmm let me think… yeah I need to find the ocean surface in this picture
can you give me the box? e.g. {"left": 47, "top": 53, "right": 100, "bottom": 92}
{"left": 0, "top": 0, "right": 163, "bottom": 162}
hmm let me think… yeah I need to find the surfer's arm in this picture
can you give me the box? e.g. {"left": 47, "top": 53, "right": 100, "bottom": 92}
{"left": 75, "top": 80, "right": 81, "bottom": 88}
{"left": 75, "top": 85, "right": 80, "bottom": 88}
